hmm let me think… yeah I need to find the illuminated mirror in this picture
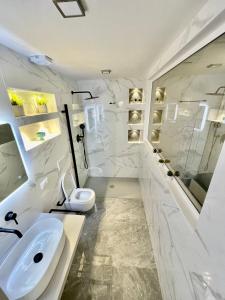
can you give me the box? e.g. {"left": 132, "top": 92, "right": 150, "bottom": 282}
{"left": 0, "top": 124, "right": 28, "bottom": 201}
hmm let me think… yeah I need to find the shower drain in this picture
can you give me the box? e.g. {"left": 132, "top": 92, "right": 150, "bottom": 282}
{"left": 33, "top": 252, "right": 43, "bottom": 263}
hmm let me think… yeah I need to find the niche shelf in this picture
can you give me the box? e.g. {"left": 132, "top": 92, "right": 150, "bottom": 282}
{"left": 152, "top": 109, "right": 163, "bottom": 125}
{"left": 128, "top": 110, "right": 144, "bottom": 125}
{"left": 7, "top": 88, "right": 58, "bottom": 118}
{"left": 128, "top": 129, "right": 143, "bottom": 143}
{"left": 155, "top": 87, "right": 166, "bottom": 104}
{"left": 19, "top": 118, "right": 61, "bottom": 151}
{"left": 129, "top": 88, "right": 144, "bottom": 104}
{"left": 151, "top": 129, "right": 160, "bottom": 144}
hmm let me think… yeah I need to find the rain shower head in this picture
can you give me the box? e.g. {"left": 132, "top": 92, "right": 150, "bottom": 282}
{"left": 206, "top": 86, "right": 225, "bottom": 96}
{"left": 85, "top": 96, "right": 99, "bottom": 100}
{"left": 71, "top": 90, "right": 99, "bottom": 100}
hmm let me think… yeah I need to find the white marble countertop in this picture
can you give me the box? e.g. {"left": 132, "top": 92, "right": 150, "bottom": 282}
{"left": 38, "top": 213, "right": 85, "bottom": 300}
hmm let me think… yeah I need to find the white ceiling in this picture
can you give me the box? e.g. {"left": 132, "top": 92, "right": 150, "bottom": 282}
{"left": 0, "top": 0, "right": 206, "bottom": 79}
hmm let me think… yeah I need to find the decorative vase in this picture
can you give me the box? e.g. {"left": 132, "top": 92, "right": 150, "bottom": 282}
{"left": 36, "top": 131, "right": 46, "bottom": 141}
{"left": 12, "top": 105, "right": 25, "bottom": 117}
{"left": 37, "top": 104, "right": 48, "bottom": 114}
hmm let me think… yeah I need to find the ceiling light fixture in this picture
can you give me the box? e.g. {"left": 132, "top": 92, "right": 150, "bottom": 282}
{"left": 206, "top": 64, "right": 222, "bottom": 69}
{"left": 53, "top": 0, "right": 85, "bottom": 18}
{"left": 29, "top": 55, "right": 53, "bottom": 66}
{"left": 101, "top": 69, "right": 112, "bottom": 76}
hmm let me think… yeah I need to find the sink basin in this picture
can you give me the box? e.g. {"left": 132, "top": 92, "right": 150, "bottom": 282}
{"left": 0, "top": 217, "right": 65, "bottom": 300}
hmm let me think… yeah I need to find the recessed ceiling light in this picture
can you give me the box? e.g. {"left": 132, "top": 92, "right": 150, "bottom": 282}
{"left": 53, "top": 0, "right": 85, "bottom": 18}
{"left": 101, "top": 69, "right": 112, "bottom": 75}
{"left": 206, "top": 64, "right": 222, "bottom": 69}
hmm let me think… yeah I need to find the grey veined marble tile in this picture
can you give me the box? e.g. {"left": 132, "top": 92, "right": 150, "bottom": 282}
{"left": 62, "top": 178, "right": 162, "bottom": 300}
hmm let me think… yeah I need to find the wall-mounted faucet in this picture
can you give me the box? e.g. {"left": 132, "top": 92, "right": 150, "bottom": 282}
{"left": 5, "top": 211, "right": 19, "bottom": 225}
{"left": 76, "top": 124, "right": 88, "bottom": 169}
{"left": 76, "top": 123, "right": 85, "bottom": 143}
{"left": 0, "top": 227, "right": 23, "bottom": 238}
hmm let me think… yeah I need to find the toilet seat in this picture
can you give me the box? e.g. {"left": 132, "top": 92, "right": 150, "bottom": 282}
{"left": 61, "top": 172, "right": 95, "bottom": 212}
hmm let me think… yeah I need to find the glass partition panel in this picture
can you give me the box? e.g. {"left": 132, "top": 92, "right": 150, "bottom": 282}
{"left": 148, "top": 33, "right": 225, "bottom": 211}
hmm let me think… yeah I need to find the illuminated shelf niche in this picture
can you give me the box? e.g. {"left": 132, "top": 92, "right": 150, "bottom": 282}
{"left": 151, "top": 129, "right": 160, "bottom": 144}
{"left": 128, "top": 110, "right": 144, "bottom": 125}
{"left": 128, "top": 129, "right": 143, "bottom": 143}
{"left": 7, "top": 88, "right": 58, "bottom": 118}
{"left": 129, "top": 88, "right": 144, "bottom": 104}
{"left": 19, "top": 118, "right": 61, "bottom": 151}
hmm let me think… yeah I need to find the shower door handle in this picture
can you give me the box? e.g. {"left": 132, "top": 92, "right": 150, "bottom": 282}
{"left": 194, "top": 102, "right": 209, "bottom": 132}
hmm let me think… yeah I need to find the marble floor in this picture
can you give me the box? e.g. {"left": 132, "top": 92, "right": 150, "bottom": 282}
{"left": 61, "top": 177, "right": 162, "bottom": 300}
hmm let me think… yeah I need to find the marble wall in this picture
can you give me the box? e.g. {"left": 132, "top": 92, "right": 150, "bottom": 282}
{"left": 0, "top": 44, "right": 88, "bottom": 261}
{"left": 139, "top": 142, "right": 225, "bottom": 299}
{"left": 77, "top": 78, "right": 146, "bottom": 178}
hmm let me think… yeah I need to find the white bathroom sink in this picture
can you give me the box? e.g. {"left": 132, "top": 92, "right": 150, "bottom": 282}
{"left": 0, "top": 217, "right": 65, "bottom": 300}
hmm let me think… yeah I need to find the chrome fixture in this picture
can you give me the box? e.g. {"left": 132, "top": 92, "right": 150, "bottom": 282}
{"left": 0, "top": 227, "right": 23, "bottom": 238}
{"left": 206, "top": 86, "right": 225, "bottom": 96}
{"left": 71, "top": 91, "right": 99, "bottom": 100}
{"left": 53, "top": 0, "right": 85, "bottom": 18}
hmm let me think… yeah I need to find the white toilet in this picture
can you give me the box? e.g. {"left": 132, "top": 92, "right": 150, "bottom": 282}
{"left": 62, "top": 171, "right": 95, "bottom": 212}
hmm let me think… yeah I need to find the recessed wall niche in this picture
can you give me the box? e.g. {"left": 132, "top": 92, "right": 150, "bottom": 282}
{"left": 151, "top": 129, "right": 160, "bottom": 143}
{"left": 19, "top": 118, "right": 61, "bottom": 151}
{"left": 128, "top": 110, "right": 143, "bottom": 124}
{"left": 155, "top": 87, "right": 165, "bottom": 104}
{"left": 128, "top": 129, "right": 143, "bottom": 143}
{"left": 129, "top": 88, "right": 143, "bottom": 104}
{"left": 7, "top": 88, "right": 58, "bottom": 118}
{"left": 153, "top": 110, "right": 163, "bottom": 124}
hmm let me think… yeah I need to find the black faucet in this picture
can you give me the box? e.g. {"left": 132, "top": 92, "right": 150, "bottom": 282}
{"left": 0, "top": 227, "right": 23, "bottom": 238}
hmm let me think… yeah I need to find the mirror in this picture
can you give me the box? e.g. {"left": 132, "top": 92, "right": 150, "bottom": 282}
{"left": 148, "top": 33, "right": 225, "bottom": 211}
{"left": 0, "top": 124, "right": 28, "bottom": 201}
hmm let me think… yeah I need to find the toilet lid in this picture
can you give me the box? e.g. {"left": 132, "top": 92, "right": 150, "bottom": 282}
{"left": 61, "top": 171, "right": 76, "bottom": 200}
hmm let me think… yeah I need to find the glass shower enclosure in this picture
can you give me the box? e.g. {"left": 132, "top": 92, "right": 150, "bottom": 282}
{"left": 148, "top": 33, "right": 225, "bottom": 211}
